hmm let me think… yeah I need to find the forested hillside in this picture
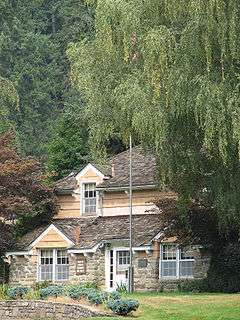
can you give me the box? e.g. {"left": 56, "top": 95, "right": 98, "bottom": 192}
{"left": 0, "top": 0, "right": 94, "bottom": 157}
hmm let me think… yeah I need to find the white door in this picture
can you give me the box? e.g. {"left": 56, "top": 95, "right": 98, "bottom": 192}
{"left": 106, "top": 248, "right": 130, "bottom": 291}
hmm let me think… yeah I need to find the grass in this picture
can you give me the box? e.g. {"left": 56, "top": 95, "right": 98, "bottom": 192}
{"left": 88, "top": 292, "right": 240, "bottom": 320}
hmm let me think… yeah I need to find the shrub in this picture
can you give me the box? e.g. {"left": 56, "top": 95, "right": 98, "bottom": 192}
{"left": 109, "top": 291, "right": 121, "bottom": 300}
{"left": 107, "top": 299, "right": 139, "bottom": 316}
{"left": 116, "top": 282, "right": 127, "bottom": 293}
{"left": 39, "top": 285, "right": 64, "bottom": 299}
{"left": 23, "top": 289, "right": 40, "bottom": 300}
{"left": 84, "top": 281, "right": 99, "bottom": 289}
{"left": 0, "top": 284, "right": 8, "bottom": 300}
{"left": 34, "top": 281, "right": 52, "bottom": 291}
{"left": 178, "top": 279, "right": 205, "bottom": 293}
{"left": 87, "top": 290, "right": 105, "bottom": 305}
{"left": 7, "top": 286, "right": 29, "bottom": 300}
{"left": 68, "top": 286, "right": 86, "bottom": 300}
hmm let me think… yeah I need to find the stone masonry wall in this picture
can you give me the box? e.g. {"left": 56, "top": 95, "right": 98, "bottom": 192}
{"left": 0, "top": 300, "right": 104, "bottom": 320}
{"left": 9, "top": 255, "right": 38, "bottom": 286}
{"left": 69, "top": 250, "right": 105, "bottom": 288}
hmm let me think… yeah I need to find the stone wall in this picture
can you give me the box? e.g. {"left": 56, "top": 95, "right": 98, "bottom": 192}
{"left": 0, "top": 300, "right": 104, "bottom": 320}
{"left": 9, "top": 255, "right": 37, "bottom": 286}
{"left": 69, "top": 250, "right": 105, "bottom": 287}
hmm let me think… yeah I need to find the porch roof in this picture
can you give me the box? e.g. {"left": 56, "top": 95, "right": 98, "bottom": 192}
{"left": 13, "top": 214, "right": 165, "bottom": 251}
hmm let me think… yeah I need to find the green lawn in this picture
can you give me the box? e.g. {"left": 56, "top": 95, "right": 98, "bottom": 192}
{"left": 90, "top": 292, "right": 240, "bottom": 320}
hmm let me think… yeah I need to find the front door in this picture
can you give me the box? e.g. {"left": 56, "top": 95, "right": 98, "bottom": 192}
{"left": 106, "top": 248, "right": 130, "bottom": 291}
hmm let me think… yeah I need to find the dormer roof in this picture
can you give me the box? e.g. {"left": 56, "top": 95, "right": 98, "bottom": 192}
{"left": 54, "top": 146, "right": 157, "bottom": 193}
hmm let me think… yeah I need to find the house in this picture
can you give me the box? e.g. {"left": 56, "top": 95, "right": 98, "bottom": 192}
{"left": 6, "top": 147, "right": 210, "bottom": 291}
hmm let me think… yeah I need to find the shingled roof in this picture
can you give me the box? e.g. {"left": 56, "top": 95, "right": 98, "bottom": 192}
{"left": 55, "top": 146, "right": 157, "bottom": 193}
{"left": 98, "top": 146, "right": 157, "bottom": 189}
{"left": 14, "top": 214, "right": 164, "bottom": 251}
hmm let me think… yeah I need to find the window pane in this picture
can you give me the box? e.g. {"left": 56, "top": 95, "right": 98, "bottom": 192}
{"left": 180, "top": 246, "right": 195, "bottom": 260}
{"left": 39, "top": 265, "right": 53, "bottom": 281}
{"left": 83, "top": 183, "right": 96, "bottom": 214}
{"left": 180, "top": 260, "right": 194, "bottom": 277}
{"left": 161, "top": 261, "right": 177, "bottom": 277}
{"left": 162, "top": 244, "right": 177, "bottom": 260}
{"left": 56, "top": 265, "right": 69, "bottom": 281}
{"left": 117, "top": 251, "right": 130, "bottom": 267}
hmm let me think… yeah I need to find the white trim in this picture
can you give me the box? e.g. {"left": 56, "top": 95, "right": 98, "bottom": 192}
{"left": 132, "top": 246, "right": 152, "bottom": 252}
{"left": 76, "top": 163, "right": 106, "bottom": 180}
{"left": 96, "top": 184, "right": 156, "bottom": 192}
{"left": 80, "top": 181, "right": 98, "bottom": 216}
{"left": 68, "top": 242, "right": 102, "bottom": 254}
{"left": 30, "top": 224, "right": 75, "bottom": 248}
{"left": 159, "top": 243, "right": 195, "bottom": 279}
{"left": 5, "top": 251, "right": 33, "bottom": 257}
{"left": 105, "top": 249, "right": 110, "bottom": 291}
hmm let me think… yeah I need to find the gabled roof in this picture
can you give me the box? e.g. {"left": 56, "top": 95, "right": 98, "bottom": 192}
{"left": 13, "top": 214, "right": 164, "bottom": 251}
{"left": 55, "top": 146, "right": 157, "bottom": 193}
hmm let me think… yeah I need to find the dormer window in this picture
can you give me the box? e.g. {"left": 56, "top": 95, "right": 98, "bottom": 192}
{"left": 83, "top": 183, "right": 96, "bottom": 215}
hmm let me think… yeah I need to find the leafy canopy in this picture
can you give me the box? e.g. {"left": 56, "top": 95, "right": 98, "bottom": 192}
{"left": 0, "top": 132, "right": 57, "bottom": 252}
{"left": 68, "top": 0, "right": 240, "bottom": 232}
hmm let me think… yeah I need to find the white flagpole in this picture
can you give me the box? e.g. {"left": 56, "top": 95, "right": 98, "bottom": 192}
{"left": 128, "top": 133, "right": 134, "bottom": 293}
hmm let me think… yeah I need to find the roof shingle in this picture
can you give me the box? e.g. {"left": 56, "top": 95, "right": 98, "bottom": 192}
{"left": 14, "top": 214, "right": 164, "bottom": 251}
{"left": 54, "top": 146, "right": 157, "bottom": 193}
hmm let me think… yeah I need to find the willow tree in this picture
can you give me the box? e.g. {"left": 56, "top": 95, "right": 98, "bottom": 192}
{"left": 68, "top": 0, "right": 240, "bottom": 232}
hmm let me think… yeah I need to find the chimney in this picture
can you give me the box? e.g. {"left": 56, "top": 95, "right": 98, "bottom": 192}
{"left": 75, "top": 226, "right": 81, "bottom": 245}
{"left": 111, "top": 163, "right": 115, "bottom": 177}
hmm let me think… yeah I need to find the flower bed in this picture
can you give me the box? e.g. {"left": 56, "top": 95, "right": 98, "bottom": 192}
{"left": 0, "top": 283, "right": 140, "bottom": 317}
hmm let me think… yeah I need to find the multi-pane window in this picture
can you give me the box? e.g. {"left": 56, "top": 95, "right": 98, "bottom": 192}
{"left": 117, "top": 251, "right": 130, "bottom": 270}
{"left": 179, "top": 247, "right": 195, "bottom": 277}
{"left": 161, "top": 244, "right": 195, "bottom": 278}
{"left": 40, "top": 250, "right": 53, "bottom": 281}
{"left": 39, "top": 249, "right": 69, "bottom": 282}
{"left": 83, "top": 183, "right": 96, "bottom": 214}
{"left": 56, "top": 250, "right": 69, "bottom": 281}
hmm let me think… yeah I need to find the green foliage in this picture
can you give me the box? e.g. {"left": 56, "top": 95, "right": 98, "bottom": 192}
{"left": 68, "top": 0, "right": 240, "bottom": 234}
{"left": 86, "top": 289, "right": 106, "bottom": 305}
{"left": 7, "top": 286, "right": 29, "bottom": 300}
{"left": 0, "top": 0, "right": 94, "bottom": 157}
{"left": 47, "top": 105, "right": 89, "bottom": 180}
{"left": 34, "top": 281, "right": 53, "bottom": 291}
{"left": 68, "top": 285, "right": 86, "bottom": 300}
{"left": 23, "top": 289, "right": 41, "bottom": 300}
{"left": 107, "top": 298, "right": 139, "bottom": 316}
{"left": 67, "top": 284, "right": 109, "bottom": 305}
{"left": 0, "top": 284, "right": 8, "bottom": 300}
{"left": 109, "top": 291, "right": 121, "bottom": 300}
{"left": 39, "top": 285, "right": 64, "bottom": 299}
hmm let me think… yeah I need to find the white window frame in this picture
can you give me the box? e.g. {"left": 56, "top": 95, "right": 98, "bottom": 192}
{"left": 81, "top": 182, "right": 97, "bottom": 215}
{"left": 160, "top": 244, "right": 195, "bottom": 279}
{"left": 38, "top": 249, "right": 69, "bottom": 282}
{"left": 117, "top": 250, "right": 130, "bottom": 270}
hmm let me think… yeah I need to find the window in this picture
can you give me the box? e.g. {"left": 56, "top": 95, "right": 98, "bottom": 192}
{"left": 160, "top": 244, "right": 194, "bottom": 278}
{"left": 56, "top": 250, "right": 69, "bottom": 281}
{"left": 83, "top": 183, "right": 96, "bottom": 214}
{"left": 39, "top": 249, "right": 69, "bottom": 282}
{"left": 117, "top": 251, "right": 130, "bottom": 270}
{"left": 39, "top": 250, "right": 53, "bottom": 281}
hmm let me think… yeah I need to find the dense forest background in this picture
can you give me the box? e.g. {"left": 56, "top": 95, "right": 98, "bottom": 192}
{"left": 0, "top": 0, "right": 95, "bottom": 177}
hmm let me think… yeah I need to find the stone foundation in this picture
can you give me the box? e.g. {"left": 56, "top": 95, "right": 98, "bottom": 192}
{"left": 0, "top": 300, "right": 105, "bottom": 319}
